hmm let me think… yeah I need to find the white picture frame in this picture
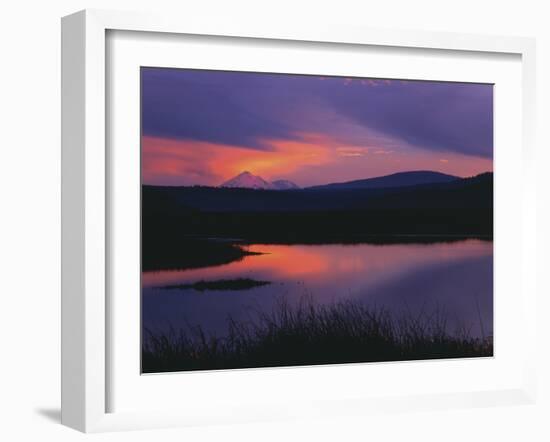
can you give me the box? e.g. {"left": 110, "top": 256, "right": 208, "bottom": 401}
{"left": 61, "top": 9, "right": 537, "bottom": 433}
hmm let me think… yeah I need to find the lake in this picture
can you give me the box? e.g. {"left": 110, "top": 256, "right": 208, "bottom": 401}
{"left": 142, "top": 239, "right": 493, "bottom": 340}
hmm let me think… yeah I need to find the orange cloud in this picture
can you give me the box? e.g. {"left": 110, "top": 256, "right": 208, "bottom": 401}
{"left": 142, "top": 134, "right": 493, "bottom": 187}
{"left": 142, "top": 134, "right": 334, "bottom": 186}
{"left": 336, "top": 147, "right": 369, "bottom": 157}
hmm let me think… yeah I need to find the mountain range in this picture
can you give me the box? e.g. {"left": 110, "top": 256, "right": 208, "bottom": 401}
{"left": 221, "top": 170, "right": 459, "bottom": 191}
{"left": 144, "top": 170, "right": 492, "bottom": 215}
{"left": 221, "top": 171, "right": 300, "bottom": 190}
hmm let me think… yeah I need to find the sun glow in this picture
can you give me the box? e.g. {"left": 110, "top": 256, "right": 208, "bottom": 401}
{"left": 142, "top": 133, "right": 492, "bottom": 187}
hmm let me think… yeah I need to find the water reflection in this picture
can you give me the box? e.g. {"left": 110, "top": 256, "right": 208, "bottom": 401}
{"left": 142, "top": 239, "right": 492, "bottom": 339}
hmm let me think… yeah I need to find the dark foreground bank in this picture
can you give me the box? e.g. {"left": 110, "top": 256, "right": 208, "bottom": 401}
{"left": 142, "top": 297, "right": 493, "bottom": 373}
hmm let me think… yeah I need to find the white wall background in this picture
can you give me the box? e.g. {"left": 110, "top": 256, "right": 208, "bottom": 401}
{"left": 0, "top": 1, "right": 548, "bottom": 440}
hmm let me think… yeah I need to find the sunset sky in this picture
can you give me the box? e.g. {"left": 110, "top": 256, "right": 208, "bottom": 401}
{"left": 141, "top": 67, "right": 493, "bottom": 187}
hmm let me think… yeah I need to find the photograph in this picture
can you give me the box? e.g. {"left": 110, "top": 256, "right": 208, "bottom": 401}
{"left": 140, "top": 67, "right": 494, "bottom": 373}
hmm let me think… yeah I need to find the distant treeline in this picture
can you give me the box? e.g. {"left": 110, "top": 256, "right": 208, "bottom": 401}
{"left": 143, "top": 172, "right": 493, "bottom": 213}
{"left": 143, "top": 208, "right": 492, "bottom": 242}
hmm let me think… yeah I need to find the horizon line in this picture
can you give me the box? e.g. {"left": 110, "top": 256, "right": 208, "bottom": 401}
{"left": 142, "top": 169, "right": 493, "bottom": 188}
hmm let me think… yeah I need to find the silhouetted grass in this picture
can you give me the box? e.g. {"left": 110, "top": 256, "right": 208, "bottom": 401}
{"left": 142, "top": 298, "right": 492, "bottom": 373}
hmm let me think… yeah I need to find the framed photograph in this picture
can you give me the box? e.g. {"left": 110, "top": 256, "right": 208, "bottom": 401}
{"left": 61, "top": 9, "right": 538, "bottom": 432}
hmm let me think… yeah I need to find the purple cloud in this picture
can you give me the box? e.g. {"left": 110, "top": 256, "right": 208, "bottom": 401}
{"left": 141, "top": 68, "right": 493, "bottom": 158}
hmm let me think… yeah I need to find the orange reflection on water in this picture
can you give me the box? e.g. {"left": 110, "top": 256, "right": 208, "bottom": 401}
{"left": 142, "top": 244, "right": 330, "bottom": 287}
{"left": 241, "top": 244, "right": 330, "bottom": 276}
{"left": 142, "top": 240, "right": 492, "bottom": 289}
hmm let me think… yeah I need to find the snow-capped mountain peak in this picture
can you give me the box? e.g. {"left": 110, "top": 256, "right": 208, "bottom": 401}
{"left": 221, "top": 171, "right": 274, "bottom": 189}
{"left": 221, "top": 172, "right": 299, "bottom": 190}
{"left": 271, "top": 179, "right": 300, "bottom": 190}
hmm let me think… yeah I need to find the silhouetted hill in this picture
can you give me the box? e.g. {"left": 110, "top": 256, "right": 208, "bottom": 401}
{"left": 308, "top": 170, "right": 458, "bottom": 190}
